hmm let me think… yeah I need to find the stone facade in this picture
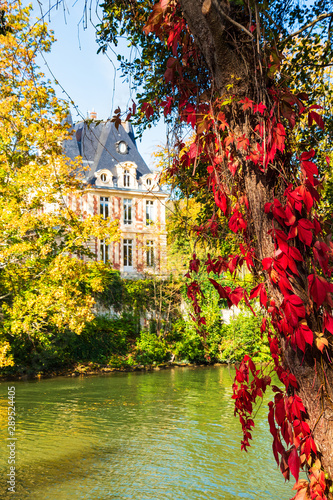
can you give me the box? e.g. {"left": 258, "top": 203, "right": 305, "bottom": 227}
{"left": 63, "top": 115, "right": 168, "bottom": 276}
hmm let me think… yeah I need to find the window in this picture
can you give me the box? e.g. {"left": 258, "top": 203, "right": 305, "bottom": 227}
{"left": 123, "top": 239, "right": 133, "bottom": 268}
{"left": 101, "top": 173, "right": 107, "bottom": 182}
{"left": 100, "top": 240, "right": 109, "bottom": 263}
{"left": 146, "top": 200, "right": 154, "bottom": 225}
{"left": 117, "top": 141, "right": 128, "bottom": 154}
{"left": 100, "top": 196, "right": 109, "bottom": 219}
{"left": 146, "top": 178, "right": 152, "bottom": 186}
{"left": 124, "top": 170, "right": 130, "bottom": 187}
{"left": 146, "top": 240, "right": 154, "bottom": 267}
{"left": 123, "top": 199, "right": 132, "bottom": 225}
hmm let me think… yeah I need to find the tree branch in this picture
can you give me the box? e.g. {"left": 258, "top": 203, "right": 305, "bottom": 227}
{"left": 211, "top": 0, "right": 254, "bottom": 39}
{"left": 282, "top": 12, "right": 333, "bottom": 43}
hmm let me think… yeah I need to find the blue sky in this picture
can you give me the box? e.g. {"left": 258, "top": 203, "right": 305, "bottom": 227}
{"left": 30, "top": 0, "right": 167, "bottom": 168}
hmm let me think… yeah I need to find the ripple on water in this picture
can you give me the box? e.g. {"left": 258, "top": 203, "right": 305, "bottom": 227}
{"left": 0, "top": 367, "right": 293, "bottom": 500}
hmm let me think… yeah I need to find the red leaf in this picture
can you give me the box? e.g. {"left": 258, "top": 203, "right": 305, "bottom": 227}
{"left": 250, "top": 283, "right": 262, "bottom": 300}
{"left": 296, "top": 186, "right": 314, "bottom": 213}
{"left": 301, "top": 159, "right": 318, "bottom": 186}
{"left": 296, "top": 322, "right": 313, "bottom": 350}
{"left": 228, "top": 159, "right": 238, "bottom": 176}
{"left": 189, "top": 142, "right": 199, "bottom": 159}
{"left": 214, "top": 189, "right": 228, "bottom": 214}
{"left": 262, "top": 257, "right": 273, "bottom": 270}
{"left": 239, "top": 97, "right": 253, "bottom": 111}
{"left": 324, "top": 312, "right": 333, "bottom": 334}
{"left": 289, "top": 246, "right": 303, "bottom": 262}
{"left": 308, "top": 110, "right": 324, "bottom": 130}
{"left": 253, "top": 102, "right": 266, "bottom": 114}
{"left": 275, "top": 123, "right": 286, "bottom": 152}
{"left": 288, "top": 446, "right": 300, "bottom": 482}
{"left": 236, "top": 134, "right": 250, "bottom": 151}
{"left": 229, "top": 211, "right": 247, "bottom": 233}
{"left": 260, "top": 285, "right": 268, "bottom": 308}
{"left": 300, "top": 150, "right": 315, "bottom": 161}
{"left": 283, "top": 295, "right": 306, "bottom": 327}
{"left": 209, "top": 279, "right": 232, "bottom": 308}
{"left": 264, "top": 202, "right": 272, "bottom": 213}
{"left": 230, "top": 287, "right": 244, "bottom": 306}
{"left": 224, "top": 134, "right": 234, "bottom": 146}
{"left": 217, "top": 112, "right": 229, "bottom": 131}
{"left": 141, "top": 101, "right": 154, "bottom": 119}
{"left": 308, "top": 274, "right": 331, "bottom": 307}
{"left": 284, "top": 204, "right": 296, "bottom": 226}
{"left": 313, "top": 242, "right": 329, "bottom": 274}
{"left": 275, "top": 396, "right": 286, "bottom": 426}
{"left": 249, "top": 283, "right": 267, "bottom": 308}
{"left": 297, "top": 219, "right": 314, "bottom": 246}
{"left": 278, "top": 276, "right": 293, "bottom": 295}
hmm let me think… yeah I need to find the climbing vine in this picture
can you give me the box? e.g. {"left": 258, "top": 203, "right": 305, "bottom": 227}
{"left": 100, "top": 0, "right": 333, "bottom": 496}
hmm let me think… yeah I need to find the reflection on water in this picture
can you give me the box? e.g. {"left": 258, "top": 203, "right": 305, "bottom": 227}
{"left": 0, "top": 367, "right": 293, "bottom": 499}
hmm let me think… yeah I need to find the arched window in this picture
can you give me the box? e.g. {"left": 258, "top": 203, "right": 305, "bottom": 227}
{"left": 101, "top": 173, "right": 107, "bottom": 182}
{"left": 146, "top": 178, "right": 152, "bottom": 186}
{"left": 123, "top": 170, "right": 130, "bottom": 187}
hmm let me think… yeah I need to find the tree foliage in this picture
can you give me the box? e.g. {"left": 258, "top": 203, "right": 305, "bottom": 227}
{"left": 96, "top": 0, "right": 333, "bottom": 496}
{"left": 0, "top": 2, "right": 118, "bottom": 365}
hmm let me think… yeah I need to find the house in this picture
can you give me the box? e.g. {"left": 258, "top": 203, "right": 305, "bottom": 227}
{"left": 63, "top": 112, "right": 168, "bottom": 276}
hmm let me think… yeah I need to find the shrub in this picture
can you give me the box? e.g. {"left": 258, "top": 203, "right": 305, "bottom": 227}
{"left": 135, "top": 330, "right": 170, "bottom": 364}
{"left": 218, "top": 312, "right": 270, "bottom": 363}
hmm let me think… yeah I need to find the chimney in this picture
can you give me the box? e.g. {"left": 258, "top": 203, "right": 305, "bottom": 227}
{"left": 89, "top": 109, "right": 97, "bottom": 120}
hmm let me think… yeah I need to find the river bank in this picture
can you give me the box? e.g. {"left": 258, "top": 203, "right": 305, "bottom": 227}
{"left": 0, "top": 360, "right": 230, "bottom": 382}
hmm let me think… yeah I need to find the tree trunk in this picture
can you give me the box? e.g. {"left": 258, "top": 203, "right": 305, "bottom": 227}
{"left": 179, "top": 0, "right": 333, "bottom": 477}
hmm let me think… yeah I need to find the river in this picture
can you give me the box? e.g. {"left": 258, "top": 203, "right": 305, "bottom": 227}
{"left": 0, "top": 366, "right": 294, "bottom": 499}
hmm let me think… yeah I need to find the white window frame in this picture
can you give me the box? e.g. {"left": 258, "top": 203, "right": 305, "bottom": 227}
{"left": 146, "top": 240, "right": 154, "bottom": 267}
{"left": 100, "top": 240, "right": 109, "bottom": 264}
{"left": 123, "top": 170, "right": 130, "bottom": 187}
{"left": 146, "top": 200, "right": 154, "bottom": 225}
{"left": 100, "top": 196, "right": 109, "bottom": 219}
{"left": 123, "top": 199, "right": 132, "bottom": 225}
{"left": 123, "top": 239, "right": 133, "bottom": 270}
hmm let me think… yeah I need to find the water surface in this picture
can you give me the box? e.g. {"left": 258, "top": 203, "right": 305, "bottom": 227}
{"left": 0, "top": 366, "right": 293, "bottom": 499}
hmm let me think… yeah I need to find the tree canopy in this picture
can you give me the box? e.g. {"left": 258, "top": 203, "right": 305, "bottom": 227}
{"left": 0, "top": 2, "right": 118, "bottom": 368}
{"left": 95, "top": 0, "right": 333, "bottom": 497}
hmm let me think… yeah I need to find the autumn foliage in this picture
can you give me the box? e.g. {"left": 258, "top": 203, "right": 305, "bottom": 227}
{"left": 117, "top": 0, "right": 333, "bottom": 498}
{"left": 0, "top": 3, "right": 119, "bottom": 358}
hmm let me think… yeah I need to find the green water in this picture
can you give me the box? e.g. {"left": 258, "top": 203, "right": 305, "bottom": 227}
{"left": 0, "top": 366, "right": 293, "bottom": 499}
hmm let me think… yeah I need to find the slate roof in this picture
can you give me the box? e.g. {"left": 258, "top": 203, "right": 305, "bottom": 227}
{"left": 63, "top": 115, "right": 151, "bottom": 184}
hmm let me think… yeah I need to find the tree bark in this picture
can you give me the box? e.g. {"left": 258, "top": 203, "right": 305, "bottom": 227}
{"left": 179, "top": 0, "right": 333, "bottom": 477}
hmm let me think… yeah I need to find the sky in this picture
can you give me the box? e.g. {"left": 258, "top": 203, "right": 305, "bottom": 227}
{"left": 29, "top": 0, "right": 167, "bottom": 168}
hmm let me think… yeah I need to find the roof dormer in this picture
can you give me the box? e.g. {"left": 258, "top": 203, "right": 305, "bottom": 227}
{"left": 95, "top": 169, "right": 113, "bottom": 187}
{"left": 116, "top": 161, "right": 138, "bottom": 189}
{"left": 141, "top": 172, "right": 160, "bottom": 191}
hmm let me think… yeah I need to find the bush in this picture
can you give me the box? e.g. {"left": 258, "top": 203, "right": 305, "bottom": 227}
{"left": 69, "top": 314, "right": 135, "bottom": 363}
{"left": 218, "top": 312, "right": 270, "bottom": 363}
{"left": 171, "top": 311, "right": 270, "bottom": 364}
{"left": 135, "top": 330, "right": 170, "bottom": 364}
{"left": 0, "top": 313, "right": 138, "bottom": 374}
